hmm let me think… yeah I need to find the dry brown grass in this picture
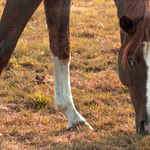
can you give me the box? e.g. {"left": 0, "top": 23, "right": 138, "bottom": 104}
{"left": 0, "top": 0, "right": 150, "bottom": 150}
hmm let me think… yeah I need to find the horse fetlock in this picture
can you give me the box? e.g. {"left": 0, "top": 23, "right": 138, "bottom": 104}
{"left": 55, "top": 104, "right": 68, "bottom": 112}
{"left": 55, "top": 96, "right": 72, "bottom": 111}
{"left": 55, "top": 96, "right": 87, "bottom": 125}
{"left": 55, "top": 100, "right": 74, "bottom": 115}
{"left": 64, "top": 105, "right": 93, "bottom": 130}
{"left": 65, "top": 108, "right": 93, "bottom": 130}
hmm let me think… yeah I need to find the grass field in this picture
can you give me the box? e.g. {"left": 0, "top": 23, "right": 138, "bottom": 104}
{"left": 0, "top": 0, "right": 150, "bottom": 149}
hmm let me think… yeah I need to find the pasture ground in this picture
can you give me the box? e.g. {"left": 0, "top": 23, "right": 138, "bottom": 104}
{"left": 0, "top": 0, "right": 150, "bottom": 149}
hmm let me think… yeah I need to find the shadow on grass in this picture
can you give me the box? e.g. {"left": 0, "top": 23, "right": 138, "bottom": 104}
{"left": 54, "top": 135, "right": 143, "bottom": 150}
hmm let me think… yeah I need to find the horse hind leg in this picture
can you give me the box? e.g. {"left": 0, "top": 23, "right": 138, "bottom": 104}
{"left": 0, "top": 0, "right": 42, "bottom": 74}
{"left": 44, "top": 0, "right": 93, "bottom": 130}
{"left": 0, "top": 0, "right": 42, "bottom": 137}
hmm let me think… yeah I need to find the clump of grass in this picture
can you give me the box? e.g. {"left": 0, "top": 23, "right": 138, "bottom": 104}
{"left": 28, "top": 91, "right": 49, "bottom": 111}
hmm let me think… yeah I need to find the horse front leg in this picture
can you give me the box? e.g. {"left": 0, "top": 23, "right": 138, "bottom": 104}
{"left": 44, "top": 0, "right": 93, "bottom": 130}
{"left": 0, "top": 0, "right": 42, "bottom": 74}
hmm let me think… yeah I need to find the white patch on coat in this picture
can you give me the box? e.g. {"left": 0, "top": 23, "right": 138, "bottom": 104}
{"left": 52, "top": 55, "right": 93, "bottom": 129}
{"left": 143, "top": 42, "right": 150, "bottom": 123}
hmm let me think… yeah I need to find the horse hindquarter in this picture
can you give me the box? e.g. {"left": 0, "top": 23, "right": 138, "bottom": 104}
{"left": 0, "top": 0, "right": 42, "bottom": 74}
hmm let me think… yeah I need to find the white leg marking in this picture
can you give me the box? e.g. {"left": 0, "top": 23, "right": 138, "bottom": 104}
{"left": 52, "top": 55, "right": 92, "bottom": 129}
{"left": 143, "top": 42, "right": 150, "bottom": 122}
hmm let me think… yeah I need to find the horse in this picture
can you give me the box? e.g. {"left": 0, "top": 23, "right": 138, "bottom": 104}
{"left": 0, "top": 0, "right": 93, "bottom": 132}
{"left": 1, "top": 0, "right": 150, "bottom": 136}
{"left": 115, "top": 0, "right": 150, "bottom": 134}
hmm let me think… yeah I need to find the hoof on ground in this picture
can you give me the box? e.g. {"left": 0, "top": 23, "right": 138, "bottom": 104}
{"left": 66, "top": 121, "right": 94, "bottom": 131}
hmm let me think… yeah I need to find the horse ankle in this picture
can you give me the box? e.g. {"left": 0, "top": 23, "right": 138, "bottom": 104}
{"left": 55, "top": 98, "right": 85, "bottom": 123}
{"left": 55, "top": 95, "right": 73, "bottom": 112}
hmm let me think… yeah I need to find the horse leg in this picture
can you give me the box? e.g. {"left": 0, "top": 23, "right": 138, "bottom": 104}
{"left": 44, "top": 0, "right": 93, "bottom": 130}
{"left": 0, "top": 0, "right": 42, "bottom": 74}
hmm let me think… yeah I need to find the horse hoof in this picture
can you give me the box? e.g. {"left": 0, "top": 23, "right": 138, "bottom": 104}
{"left": 66, "top": 121, "right": 94, "bottom": 131}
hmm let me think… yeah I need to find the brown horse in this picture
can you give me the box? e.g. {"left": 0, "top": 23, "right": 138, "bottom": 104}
{"left": 0, "top": 0, "right": 93, "bottom": 133}
{"left": 1, "top": 0, "right": 150, "bottom": 136}
{"left": 115, "top": 0, "right": 150, "bottom": 134}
